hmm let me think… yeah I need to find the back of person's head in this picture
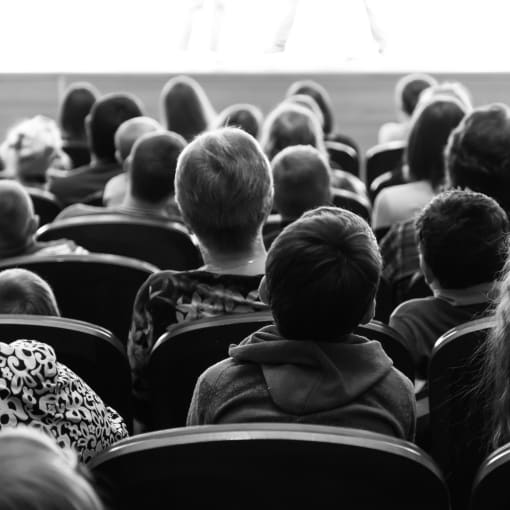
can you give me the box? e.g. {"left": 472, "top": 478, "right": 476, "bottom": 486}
{"left": 285, "top": 79, "right": 335, "bottom": 135}
{"left": 260, "top": 102, "right": 326, "bottom": 160}
{"left": 406, "top": 96, "right": 467, "bottom": 189}
{"left": 0, "top": 268, "right": 60, "bottom": 315}
{"left": 446, "top": 103, "right": 510, "bottom": 214}
{"left": 0, "top": 427, "right": 104, "bottom": 510}
{"left": 215, "top": 103, "right": 263, "bottom": 139}
{"left": 58, "top": 82, "right": 99, "bottom": 140}
{"left": 395, "top": 73, "right": 437, "bottom": 117}
{"left": 160, "top": 75, "right": 215, "bottom": 142}
{"left": 265, "top": 206, "right": 381, "bottom": 340}
{"left": 129, "top": 131, "right": 187, "bottom": 204}
{"left": 419, "top": 80, "right": 473, "bottom": 111}
{"left": 272, "top": 145, "right": 331, "bottom": 219}
{"left": 114, "top": 116, "right": 162, "bottom": 163}
{"left": 176, "top": 127, "right": 273, "bottom": 253}
{"left": 416, "top": 189, "right": 509, "bottom": 290}
{"left": 88, "top": 92, "right": 144, "bottom": 162}
{"left": 284, "top": 94, "right": 325, "bottom": 131}
{"left": 0, "top": 180, "right": 38, "bottom": 255}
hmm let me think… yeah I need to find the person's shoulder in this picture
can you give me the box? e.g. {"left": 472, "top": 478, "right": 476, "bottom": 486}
{"left": 391, "top": 296, "right": 441, "bottom": 318}
{"left": 378, "top": 122, "right": 407, "bottom": 144}
{"left": 55, "top": 203, "right": 105, "bottom": 221}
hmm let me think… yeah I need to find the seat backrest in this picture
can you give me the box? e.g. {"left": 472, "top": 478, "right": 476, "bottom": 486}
{"left": 356, "top": 320, "right": 415, "bottom": 382}
{"left": 326, "top": 140, "right": 360, "bottom": 177}
{"left": 428, "top": 317, "right": 493, "bottom": 510}
{"left": 36, "top": 214, "right": 203, "bottom": 270}
{"left": 27, "top": 187, "right": 63, "bottom": 226}
{"left": 369, "top": 166, "right": 406, "bottom": 202}
{"left": 470, "top": 443, "right": 510, "bottom": 510}
{"left": 332, "top": 188, "right": 371, "bottom": 222}
{"left": 0, "top": 314, "right": 132, "bottom": 428}
{"left": 89, "top": 423, "right": 450, "bottom": 510}
{"left": 0, "top": 254, "right": 157, "bottom": 345}
{"left": 148, "top": 311, "right": 274, "bottom": 429}
{"left": 365, "top": 141, "right": 405, "bottom": 188}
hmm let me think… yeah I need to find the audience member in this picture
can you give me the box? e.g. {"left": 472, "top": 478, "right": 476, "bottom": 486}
{"left": 0, "top": 427, "right": 104, "bottom": 509}
{"left": 373, "top": 96, "right": 466, "bottom": 232}
{"left": 378, "top": 73, "right": 437, "bottom": 144}
{"left": 264, "top": 145, "right": 332, "bottom": 247}
{"left": 390, "top": 190, "right": 508, "bottom": 380}
{"left": 187, "top": 206, "right": 416, "bottom": 440}
{"left": 284, "top": 93, "right": 325, "bottom": 130}
{"left": 0, "top": 181, "right": 86, "bottom": 259}
{"left": 215, "top": 103, "right": 263, "bottom": 138}
{"left": 0, "top": 268, "right": 60, "bottom": 315}
{"left": 128, "top": 127, "right": 273, "bottom": 427}
{"left": 160, "top": 75, "right": 215, "bottom": 142}
{"left": 57, "top": 131, "right": 186, "bottom": 221}
{"left": 49, "top": 92, "right": 144, "bottom": 206}
{"left": 58, "top": 82, "right": 100, "bottom": 168}
{"left": 103, "top": 116, "right": 163, "bottom": 206}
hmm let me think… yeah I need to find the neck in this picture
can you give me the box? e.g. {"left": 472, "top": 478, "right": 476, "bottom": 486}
{"left": 120, "top": 194, "right": 169, "bottom": 217}
{"left": 200, "top": 236, "right": 266, "bottom": 275}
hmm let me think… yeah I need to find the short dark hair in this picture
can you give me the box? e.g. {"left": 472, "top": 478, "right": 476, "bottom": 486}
{"left": 175, "top": 127, "right": 273, "bottom": 253}
{"left": 129, "top": 131, "right": 187, "bottom": 204}
{"left": 416, "top": 189, "right": 509, "bottom": 289}
{"left": 88, "top": 93, "right": 144, "bottom": 162}
{"left": 446, "top": 103, "right": 510, "bottom": 215}
{"left": 216, "top": 103, "right": 263, "bottom": 139}
{"left": 58, "top": 82, "right": 99, "bottom": 139}
{"left": 272, "top": 145, "right": 331, "bottom": 219}
{"left": 406, "top": 97, "right": 466, "bottom": 188}
{"left": 266, "top": 206, "right": 381, "bottom": 340}
{"left": 397, "top": 73, "right": 437, "bottom": 116}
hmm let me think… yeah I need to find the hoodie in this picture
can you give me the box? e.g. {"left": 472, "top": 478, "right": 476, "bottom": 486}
{"left": 187, "top": 325, "right": 416, "bottom": 440}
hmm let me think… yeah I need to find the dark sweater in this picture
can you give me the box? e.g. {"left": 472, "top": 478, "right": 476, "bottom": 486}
{"left": 187, "top": 325, "right": 416, "bottom": 440}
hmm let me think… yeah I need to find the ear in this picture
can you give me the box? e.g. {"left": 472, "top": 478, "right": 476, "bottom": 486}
{"left": 359, "top": 297, "right": 376, "bottom": 325}
{"left": 85, "top": 114, "right": 92, "bottom": 145}
{"left": 258, "top": 276, "right": 269, "bottom": 305}
{"left": 418, "top": 247, "right": 435, "bottom": 285}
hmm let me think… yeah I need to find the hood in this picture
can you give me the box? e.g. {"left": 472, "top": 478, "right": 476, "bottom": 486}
{"left": 228, "top": 325, "right": 394, "bottom": 415}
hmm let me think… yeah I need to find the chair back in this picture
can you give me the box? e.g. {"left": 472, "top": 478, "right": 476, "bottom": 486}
{"left": 148, "top": 311, "right": 274, "bottom": 429}
{"left": 89, "top": 423, "right": 450, "bottom": 510}
{"left": 27, "top": 187, "right": 62, "bottom": 225}
{"left": 0, "top": 314, "right": 132, "bottom": 428}
{"left": 471, "top": 443, "right": 510, "bottom": 510}
{"left": 365, "top": 141, "right": 405, "bottom": 188}
{"left": 36, "top": 214, "right": 203, "bottom": 270}
{"left": 332, "top": 188, "right": 371, "bottom": 222}
{"left": 428, "top": 317, "right": 493, "bottom": 510}
{"left": 369, "top": 167, "right": 406, "bottom": 202}
{"left": 326, "top": 140, "right": 360, "bottom": 177}
{"left": 0, "top": 254, "right": 157, "bottom": 345}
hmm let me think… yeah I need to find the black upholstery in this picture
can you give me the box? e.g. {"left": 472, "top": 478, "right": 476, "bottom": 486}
{"left": 27, "top": 187, "right": 63, "bottom": 226}
{"left": 428, "top": 317, "right": 493, "bottom": 510}
{"left": 36, "top": 214, "right": 203, "bottom": 270}
{"left": 0, "top": 254, "right": 157, "bottom": 345}
{"left": 470, "top": 442, "right": 510, "bottom": 510}
{"left": 326, "top": 140, "right": 360, "bottom": 177}
{"left": 365, "top": 141, "right": 405, "bottom": 188}
{"left": 332, "top": 188, "right": 371, "bottom": 222}
{"left": 89, "top": 423, "right": 450, "bottom": 510}
{"left": 0, "top": 314, "right": 132, "bottom": 429}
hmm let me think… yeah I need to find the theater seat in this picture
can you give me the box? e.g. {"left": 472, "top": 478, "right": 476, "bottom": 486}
{"left": 326, "top": 140, "right": 360, "bottom": 177}
{"left": 0, "top": 253, "right": 157, "bottom": 345}
{"left": 0, "top": 314, "right": 132, "bottom": 429}
{"left": 148, "top": 312, "right": 414, "bottom": 430}
{"left": 332, "top": 188, "right": 371, "bottom": 222}
{"left": 27, "top": 187, "right": 63, "bottom": 226}
{"left": 89, "top": 423, "right": 450, "bottom": 510}
{"left": 365, "top": 140, "right": 405, "bottom": 188}
{"left": 36, "top": 214, "right": 203, "bottom": 270}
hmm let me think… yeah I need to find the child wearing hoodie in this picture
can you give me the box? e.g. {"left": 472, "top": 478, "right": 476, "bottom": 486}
{"left": 187, "top": 206, "right": 416, "bottom": 440}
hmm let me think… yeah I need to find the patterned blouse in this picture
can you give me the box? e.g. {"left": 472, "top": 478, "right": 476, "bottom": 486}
{"left": 0, "top": 340, "right": 128, "bottom": 463}
{"left": 127, "top": 270, "right": 268, "bottom": 401}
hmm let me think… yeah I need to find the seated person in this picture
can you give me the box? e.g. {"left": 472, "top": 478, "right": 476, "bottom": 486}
{"left": 264, "top": 145, "right": 332, "bottom": 248}
{"left": 49, "top": 93, "right": 144, "bottom": 206}
{"left": 0, "top": 427, "right": 105, "bottom": 509}
{"left": 187, "top": 206, "right": 416, "bottom": 440}
{"left": 103, "top": 116, "right": 163, "bottom": 207}
{"left": 215, "top": 103, "right": 263, "bottom": 139}
{"left": 389, "top": 190, "right": 508, "bottom": 381}
{"left": 0, "top": 181, "right": 86, "bottom": 260}
{"left": 0, "top": 268, "right": 60, "bottom": 315}
{"left": 378, "top": 73, "right": 437, "bottom": 144}
{"left": 127, "top": 127, "right": 273, "bottom": 424}
{"left": 56, "top": 131, "right": 187, "bottom": 221}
